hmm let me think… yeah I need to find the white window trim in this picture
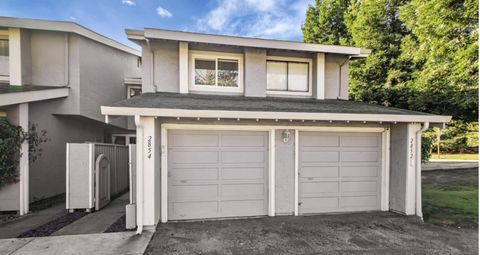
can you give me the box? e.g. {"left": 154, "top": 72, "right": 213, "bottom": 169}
{"left": 266, "top": 56, "right": 313, "bottom": 97}
{"left": 189, "top": 50, "right": 244, "bottom": 94}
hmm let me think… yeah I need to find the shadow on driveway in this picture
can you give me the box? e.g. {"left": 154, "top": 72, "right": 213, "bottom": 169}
{"left": 145, "top": 212, "right": 477, "bottom": 254}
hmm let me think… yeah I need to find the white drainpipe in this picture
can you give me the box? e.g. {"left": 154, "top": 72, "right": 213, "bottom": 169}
{"left": 415, "top": 122, "right": 429, "bottom": 219}
{"left": 135, "top": 115, "right": 144, "bottom": 234}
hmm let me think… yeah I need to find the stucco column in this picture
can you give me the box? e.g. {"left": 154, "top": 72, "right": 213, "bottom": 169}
{"left": 135, "top": 116, "right": 160, "bottom": 230}
{"left": 7, "top": 103, "right": 29, "bottom": 215}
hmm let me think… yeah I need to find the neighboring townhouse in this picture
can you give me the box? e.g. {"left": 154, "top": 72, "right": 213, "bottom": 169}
{"left": 103, "top": 28, "right": 451, "bottom": 232}
{"left": 0, "top": 17, "right": 141, "bottom": 215}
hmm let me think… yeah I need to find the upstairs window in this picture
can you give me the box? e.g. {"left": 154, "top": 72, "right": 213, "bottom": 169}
{"left": 127, "top": 86, "right": 141, "bottom": 98}
{"left": 266, "top": 56, "right": 312, "bottom": 96}
{"left": 0, "top": 39, "right": 8, "bottom": 56}
{"left": 190, "top": 51, "right": 244, "bottom": 93}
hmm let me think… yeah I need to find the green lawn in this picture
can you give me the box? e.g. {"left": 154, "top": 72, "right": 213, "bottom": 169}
{"left": 430, "top": 153, "right": 478, "bottom": 160}
{"left": 422, "top": 182, "right": 478, "bottom": 227}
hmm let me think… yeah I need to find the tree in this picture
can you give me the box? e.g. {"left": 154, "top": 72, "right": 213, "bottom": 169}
{"left": 302, "top": 0, "right": 351, "bottom": 45}
{"left": 399, "top": 0, "right": 479, "bottom": 120}
{"left": 345, "top": 0, "right": 413, "bottom": 108}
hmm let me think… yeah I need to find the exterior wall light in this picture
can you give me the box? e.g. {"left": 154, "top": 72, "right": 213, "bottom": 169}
{"left": 282, "top": 129, "right": 291, "bottom": 143}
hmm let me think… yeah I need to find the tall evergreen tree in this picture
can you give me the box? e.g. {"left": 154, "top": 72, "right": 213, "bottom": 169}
{"left": 302, "top": 0, "right": 351, "bottom": 45}
{"left": 399, "top": 0, "right": 479, "bottom": 120}
{"left": 345, "top": 0, "right": 413, "bottom": 108}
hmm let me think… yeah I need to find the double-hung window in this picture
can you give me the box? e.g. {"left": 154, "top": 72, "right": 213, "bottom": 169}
{"left": 189, "top": 51, "right": 244, "bottom": 93}
{"left": 266, "top": 56, "right": 312, "bottom": 96}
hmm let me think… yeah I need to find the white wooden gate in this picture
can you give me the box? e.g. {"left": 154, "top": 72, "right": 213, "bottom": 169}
{"left": 95, "top": 154, "right": 111, "bottom": 210}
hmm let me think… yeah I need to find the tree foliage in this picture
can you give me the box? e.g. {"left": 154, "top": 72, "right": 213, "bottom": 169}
{"left": 302, "top": 0, "right": 478, "bottom": 120}
{"left": 0, "top": 119, "right": 48, "bottom": 188}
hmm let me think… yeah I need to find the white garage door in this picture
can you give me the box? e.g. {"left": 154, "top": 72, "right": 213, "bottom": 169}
{"left": 168, "top": 130, "right": 269, "bottom": 220}
{"left": 298, "top": 132, "right": 382, "bottom": 214}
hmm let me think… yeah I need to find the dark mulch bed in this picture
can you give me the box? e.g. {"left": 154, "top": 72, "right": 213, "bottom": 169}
{"left": 104, "top": 214, "right": 135, "bottom": 233}
{"left": 17, "top": 211, "right": 87, "bottom": 238}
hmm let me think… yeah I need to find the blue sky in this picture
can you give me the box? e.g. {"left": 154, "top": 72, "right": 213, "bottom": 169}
{"left": 0, "top": 0, "right": 314, "bottom": 50}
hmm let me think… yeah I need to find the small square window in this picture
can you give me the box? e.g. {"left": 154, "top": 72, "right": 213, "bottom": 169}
{"left": 128, "top": 87, "right": 141, "bottom": 98}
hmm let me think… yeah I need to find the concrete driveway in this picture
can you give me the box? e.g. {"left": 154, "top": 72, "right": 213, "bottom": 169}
{"left": 145, "top": 212, "right": 477, "bottom": 255}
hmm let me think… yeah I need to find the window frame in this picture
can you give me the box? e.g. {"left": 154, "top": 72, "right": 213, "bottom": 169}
{"left": 189, "top": 50, "right": 244, "bottom": 94}
{"left": 112, "top": 134, "right": 136, "bottom": 145}
{"left": 127, "top": 85, "right": 142, "bottom": 99}
{"left": 266, "top": 56, "right": 313, "bottom": 97}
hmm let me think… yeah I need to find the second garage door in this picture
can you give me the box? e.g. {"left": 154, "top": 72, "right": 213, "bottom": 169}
{"left": 298, "top": 132, "right": 382, "bottom": 214}
{"left": 168, "top": 130, "right": 269, "bottom": 220}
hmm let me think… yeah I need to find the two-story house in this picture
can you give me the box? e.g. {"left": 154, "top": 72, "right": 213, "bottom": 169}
{"left": 101, "top": 28, "right": 451, "bottom": 232}
{"left": 0, "top": 17, "right": 141, "bottom": 215}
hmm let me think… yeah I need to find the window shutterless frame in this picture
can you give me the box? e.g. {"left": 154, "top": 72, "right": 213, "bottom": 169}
{"left": 189, "top": 50, "right": 244, "bottom": 94}
{"left": 266, "top": 56, "right": 313, "bottom": 97}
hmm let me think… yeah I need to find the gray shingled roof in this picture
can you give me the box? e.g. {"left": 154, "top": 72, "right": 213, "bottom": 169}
{"left": 109, "top": 92, "right": 433, "bottom": 116}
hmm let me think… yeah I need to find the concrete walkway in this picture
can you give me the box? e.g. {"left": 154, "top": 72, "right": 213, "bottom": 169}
{"left": 422, "top": 160, "right": 478, "bottom": 171}
{"left": 53, "top": 192, "right": 129, "bottom": 236}
{"left": 0, "top": 230, "right": 154, "bottom": 255}
{"left": 0, "top": 203, "right": 66, "bottom": 239}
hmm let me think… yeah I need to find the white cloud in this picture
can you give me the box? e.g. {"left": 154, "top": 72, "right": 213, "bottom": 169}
{"left": 157, "top": 6, "right": 173, "bottom": 18}
{"left": 195, "top": 0, "right": 312, "bottom": 40}
{"left": 121, "top": 0, "right": 135, "bottom": 6}
{"left": 69, "top": 16, "right": 76, "bottom": 21}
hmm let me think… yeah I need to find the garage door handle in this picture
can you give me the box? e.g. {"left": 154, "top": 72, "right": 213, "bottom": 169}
{"left": 298, "top": 202, "right": 303, "bottom": 206}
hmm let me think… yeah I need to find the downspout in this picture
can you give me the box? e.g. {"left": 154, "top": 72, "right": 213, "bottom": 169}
{"left": 145, "top": 38, "right": 157, "bottom": 92}
{"left": 338, "top": 56, "right": 350, "bottom": 99}
{"left": 135, "top": 115, "right": 144, "bottom": 234}
{"left": 415, "top": 122, "right": 429, "bottom": 219}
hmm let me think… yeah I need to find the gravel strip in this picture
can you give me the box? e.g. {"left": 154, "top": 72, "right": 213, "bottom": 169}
{"left": 17, "top": 211, "right": 87, "bottom": 238}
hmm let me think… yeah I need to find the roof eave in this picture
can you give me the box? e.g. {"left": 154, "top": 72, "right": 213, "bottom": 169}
{"left": 101, "top": 106, "right": 452, "bottom": 124}
{"left": 141, "top": 28, "right": 369, "bottom": 56}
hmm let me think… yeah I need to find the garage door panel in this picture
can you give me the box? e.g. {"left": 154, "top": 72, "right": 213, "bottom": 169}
{"left": 170, "top": 168, "right": 218, "bottom": 181}
{"left": 222, "top": 167, "right": 264, "bottom": 180}
{"left": 221, "top": 200, "right": 265, "bottom": 216}
{"left": 170, "top": 134, "right": 219, "bottom": 147}
{"left": 171, "top": 201, "right": 218, "bottom": 220}
{"left": 299, "top": 131, "right": 382, "bottom": 214}
{"left": 341, "top": 151, "right": 378, "bottom": 162}
{"left": 300, "top": 182, "right": 338, "bottom": 194}
{"left": 170, "top": 185, "right": 218, "bottom": 202}
{"left": 221, "top": 134, "right": 266, "bottom": 147}
{"left": 168, "top": 130, "right": 268, "bottom": 220}
{"left": 300, "top": 134, "right": 339, "bottom": 147}
{"left": 340, "top": 196, "right": 378, "bottom": 208}
{"left": 221, "top": 151, "right": 265, "bottom": 163}
{"left": 300, "top": 166, "right": 339, "bottom": 178}
{"left": 341, "top": 181, "right": 378, "bottom": 193}
{"left": 341, "top": 136, "right": 379, "bottom": 147}
{"left": 170, "top": 151, "right": 218, "bottom": 164}
{"left": 341, "top": 166, "right": 378, "bottom": 177}
{"left": 221, "top": 184, "right": 265, "bottom": 199}
{"left": 301, "top": 151, "right": 339, "bottom": 162}
{"left": 301, "top": 197, "right": 339, "bottom": 213}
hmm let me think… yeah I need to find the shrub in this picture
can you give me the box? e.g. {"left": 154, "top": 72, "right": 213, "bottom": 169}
{"left": 0, "top": 118, "right": 48, "bottom": 188}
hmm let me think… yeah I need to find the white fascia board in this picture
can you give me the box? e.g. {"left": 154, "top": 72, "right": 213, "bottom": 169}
{"left": 142, "top": 28, "right": 370, "bottom": 56}
{"left": 0, "top": 17, "right": 140, "bottom": 56}
{"left": 101, "top": 106, "right": 452, "bottom": 123}
{"left": 0, "top": 87, "right": 69, "bottom": 106}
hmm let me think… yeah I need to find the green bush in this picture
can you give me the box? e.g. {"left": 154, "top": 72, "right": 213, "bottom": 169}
{"left": 0, "top": 118, "right": 48, "bottom": 188}
{"left": 424, "top": 120, "right": 479, "bottom": 154}
{"left": 421, "top": 136, "right": 433, "bottom": 162}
